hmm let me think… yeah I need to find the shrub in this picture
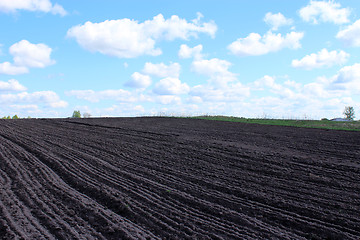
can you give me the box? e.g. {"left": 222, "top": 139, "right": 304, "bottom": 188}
{"left": 72, "top": 110, "right": 81, "bottom": 118}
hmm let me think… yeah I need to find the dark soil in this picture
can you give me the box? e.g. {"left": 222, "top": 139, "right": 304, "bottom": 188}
{"left": 0, "top": 117, "right": 359, "bottom": 239}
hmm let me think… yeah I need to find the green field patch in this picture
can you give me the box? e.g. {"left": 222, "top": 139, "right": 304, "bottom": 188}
{"left": 190, "top": 116, "right": 360, "bottom": 131}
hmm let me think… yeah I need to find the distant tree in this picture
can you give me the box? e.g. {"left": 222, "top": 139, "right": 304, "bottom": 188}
{"left": 12, "top": 115, "right": 19, "bottom": 119}
{"left": 72, "top": 110, "right": 81, "bottom": 118}
{"left": 343, "top": 106, "right": 355, "bottom": 121}
{"left": 7, "top": 116, "right": 11, "bottom": 119}
{"left": 83, "top": 112, "right": 91, "bottom": 118}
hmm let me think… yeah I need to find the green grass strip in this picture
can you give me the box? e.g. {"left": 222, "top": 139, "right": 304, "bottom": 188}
{"left": 189, "top": 115, "right": 360, "bottom": 131}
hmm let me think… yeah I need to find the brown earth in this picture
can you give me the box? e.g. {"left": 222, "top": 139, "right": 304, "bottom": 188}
{"left": 0, "top": 117, "right": 359, "bottom": 239}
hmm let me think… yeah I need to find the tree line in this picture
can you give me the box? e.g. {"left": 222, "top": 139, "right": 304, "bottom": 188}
{"left": 1, "top": 115, "right": 28, "bottom": 119}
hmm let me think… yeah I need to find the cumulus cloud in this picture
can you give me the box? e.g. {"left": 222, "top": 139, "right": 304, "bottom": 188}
{"left": 10, "top": 40, "right": 55, "bottom": 68}
{"left": 133, "top": 105, "right": 145, "bottom": 112}
{"left": 191, "top": 58, "right": 237, "bottom": 87}
{"left": 190, "top": 83, "right": 250, "bottom": 102}
{"left": 303, "top": 81, "right": 331, "bottom": 98}
{"left": 187, "top": 96, "right": 203, "bottom": 104}
{"left": 9, "top": 104, "right": 39, "bottom": 111}
{"left": 125, "top": 72, "right": 152, "bottom": 89}
{"left": 0, "top": 79, "right": 27, "bottom": 91}
{"left": 0, "top": 40, "right": 55, "bottom": 75}
{"left": 0, "top": 91, "right": 67, "bottom": 108}
{"left": 284, "top": 80, "right": 302, "bottom": 91}
{"left": 264, "top": 12, "right": 293, "bottom": 31}
{"left": 284, "top": 63, "right": 360, "bottom": 100}
{"left": 66, "top": 89, "right": 135, "bottom": 103}
{"left": 336, "top": 19, "right": 360, "bottom": 47}
{"left": 228, "top": 31, "right": 304, "bottom": 56}
{"left": 27, "top": 91, "right": 67, "bottom": 108}
{"left": 330, "top": 63, "right": 360, "bottom": 93}
{"left": 155, "top": 95, "right": 182, "bottom": 105}
{"left": 238, "top": 72, "right": 359, "bottom": 119}
{"left": 67, "top": 13, "right": 217, "bottom": 58}
{"left": 178, "top": 44, "right": 203, "bottom": 59}
{"left": 253, "top": 75, "right": 296, "bottom": 99}
{"left": 153, "top": 77, "right": 190, "bottom": 95}
{"left": 292, "top": 48, "right": 349, "bottom": 70}
{"left": 299, "top": 0, "right": 350, "bottom": 24}
{"left": 0, "top": 0, "right": 67, "bottom": 16}
{"left": 190, "top": 56, "right": 250, "bottom": 101}
{"left": 143, "top": 62, "right": 180, "bottom": 78}
{"left": 0, "top": 62, "right": 28, "bottom": 75}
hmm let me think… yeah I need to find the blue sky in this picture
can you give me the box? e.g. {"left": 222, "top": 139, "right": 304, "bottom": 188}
{"left": 1, "top": 0, "right": 360, "bottom": 119}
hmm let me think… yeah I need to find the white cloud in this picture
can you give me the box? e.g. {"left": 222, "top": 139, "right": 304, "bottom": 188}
{"left": 336, "top": 19, "right": 360, "bottom": 47}
{"left": 291, "top": 48, "right": 349, "bottom": 70}
{"left": 133, "top": 105, "right": 145, "bottom": 112}
{"left": 178, "top": 44, "right": 203, "bottom": 59}
{"left": 189, "top": 55, "right": 250, "bottom": 101}
{"left": 66, "top": 89, "right": 135, "bottom": 103}
{"left": 228, "top": 31, "right": 304, "bottom": 56}
{"left": 264, "top": 12, "right": 293, "bottom": 31}
{"left": 299, "top": 0, "right": 350, "bottom": 24}
{"left": 0, "top": 79, "right": 27, "bottom": 91}
{"left": 253, "top": 75, "right": 296, "bottom": 99}
{"left": 192, "top": 58, "right": 231, "bottom": 76}
{"left": 143, "top": 62, "right": 180, "bottom": 78}
{"left": 67, "top": 13, "right": 217, "bottom": 58}
{"left": 191, "top": 58, "right": 237, "bottom": 87}
{"left": 0, "top": 0, "right": 67, "bottom": 16}
{"left": 125, "top": 72, "right": 152, "bottom": 89}
{"left": 303, "top": 81, "right": 331, "bottom": 98}
{"left": 9, "top": 104, "right": 39, "bottom": 111}
{"left": 246, "top": 74, "right": 348, "bottom": 118}
{"left": 330, "top": 63, "right": 360, "bottom": 94}
{"left": 10, "top": 40, "right": 55, "bottom": 68}
{"left": 187, "top": 96, "right": 203, "bottom": 104}
{"left": 94, "top": 103, "right": 147, "bottom": 117}
{"left": 284, "top": 80, "right": 302, "bottom": 91}
{"left": 156, "top": 95, "right": 182, "bottom": 105}
{"left": 256, "top": 63, "right": 360, "bottom": 102}
{"left": 0, "top": 91, "right": 67, "bottom": 108}
{"left": 0, "top": 62, "right": 28, "bottom": 75}
{"left": 0, "top": 40, "right": 54, "bottom": 75}
{"left": 190, "top": 82, "right": 250, "bottom": 102}
{"left": 153, "top": 77, "right": 190, "bottom": 95}
{"left": 28, "top": 91, "right": 67, "bottom": 108}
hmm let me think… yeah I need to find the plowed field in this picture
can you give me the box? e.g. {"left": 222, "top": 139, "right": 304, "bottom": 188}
{"left": 0, "top": 117, "right": 359, "bottom": 239}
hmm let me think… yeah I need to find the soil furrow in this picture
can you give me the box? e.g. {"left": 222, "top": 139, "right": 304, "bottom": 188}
{"left": 0, "top": 117, "right": 359, "bottom": 239}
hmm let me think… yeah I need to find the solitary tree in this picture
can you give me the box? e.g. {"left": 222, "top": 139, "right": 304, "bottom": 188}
{"left": 343, "top": 106, "right": 355, "bottom": 120}
{"left": 12, "top": 115, "right": 19, "bottom": 119}
{"left": 72, "top": 110, "right": 81, "bottom": 118}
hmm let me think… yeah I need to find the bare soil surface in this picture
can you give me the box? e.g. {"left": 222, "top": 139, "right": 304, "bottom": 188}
{"left": 0, "top": 117, "right": 359, "bottom": 239}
